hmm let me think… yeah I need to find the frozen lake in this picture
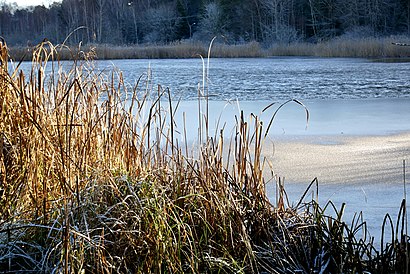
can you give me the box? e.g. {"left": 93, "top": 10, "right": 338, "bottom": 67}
{"left": 96, "top": 57, "right": 410, "bottom": 100}
{"left": 13, "top": 57, "right": 410, "bottom": 100}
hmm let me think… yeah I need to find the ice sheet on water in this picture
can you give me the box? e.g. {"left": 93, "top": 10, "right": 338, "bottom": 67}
{"left": 14, "top": 57, "right": 410, "bottom": 100}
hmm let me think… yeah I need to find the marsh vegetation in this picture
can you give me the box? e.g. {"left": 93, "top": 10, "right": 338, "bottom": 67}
{"left": 0, "top": 41, "right": 409, "bottom": 273}
{"left": 8, "top": 36, "right": 410, "bottom": 60}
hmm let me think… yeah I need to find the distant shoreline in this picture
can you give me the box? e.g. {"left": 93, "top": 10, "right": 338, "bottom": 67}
{"left": 8, "top": 36, "right": 410, "bottom": 61}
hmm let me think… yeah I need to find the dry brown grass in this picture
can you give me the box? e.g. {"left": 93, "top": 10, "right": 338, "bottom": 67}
{"left": 8, "top": 37, "right": 410, "bottom": 61}
{"left": 1, "top": 39, "right": 275, "bottom": 273}
{"left": 268, "top": 36, "right": 410, "bottom": 58}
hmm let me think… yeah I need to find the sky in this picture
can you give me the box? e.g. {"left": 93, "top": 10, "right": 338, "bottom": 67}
{"left": 3, "top": 0, "right": 57, "bottom": 7}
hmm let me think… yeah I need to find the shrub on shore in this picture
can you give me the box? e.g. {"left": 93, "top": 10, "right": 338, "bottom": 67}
{"left": 0, "top": 40, "right": 409, "bottom": 273}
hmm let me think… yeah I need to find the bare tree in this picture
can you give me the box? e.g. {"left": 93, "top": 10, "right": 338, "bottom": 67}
{"left": 143, "top": 3, "right": 180, "bottom": 43}
{"left": 196, "top": 2, "right": 224, "bottom": 41}
{"left": 259, "top": 0, "right": 299, "bottom": 43}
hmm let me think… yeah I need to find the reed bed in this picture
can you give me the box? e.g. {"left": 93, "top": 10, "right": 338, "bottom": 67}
{"left": 8, "top": 41, "right": 264, "bottom": 61}
{"left": 314, "top": 36, "right": 410, "bottom": 58}
{"left": 8, "top": 36, "right": 410, "bottom": 61}
{"left": 0, "top": 40, "right": 409, "bottom": 273}
{"left": 94, "top": 41, "right": 208, "bottom": 59}
{"left": 267, "top": 36, "right": 410, "bottom": 58}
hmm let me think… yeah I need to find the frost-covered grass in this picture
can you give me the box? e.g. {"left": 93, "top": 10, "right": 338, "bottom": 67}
{"left": 0, "top": 40, "right": 409, "bottom": 273}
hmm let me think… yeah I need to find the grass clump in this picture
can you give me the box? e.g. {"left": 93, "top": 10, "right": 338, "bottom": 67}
{"left": 0, "top": 40, "right": 409, "bottom": 273}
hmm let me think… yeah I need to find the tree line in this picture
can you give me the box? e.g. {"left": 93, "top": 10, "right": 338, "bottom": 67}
{"left": 1, "top": 0, "right": 409, "bottom": 46}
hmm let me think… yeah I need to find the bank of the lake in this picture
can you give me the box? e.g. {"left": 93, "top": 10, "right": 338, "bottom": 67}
{"left": 8, "top": 36, "right": 410, "bottom": 61}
